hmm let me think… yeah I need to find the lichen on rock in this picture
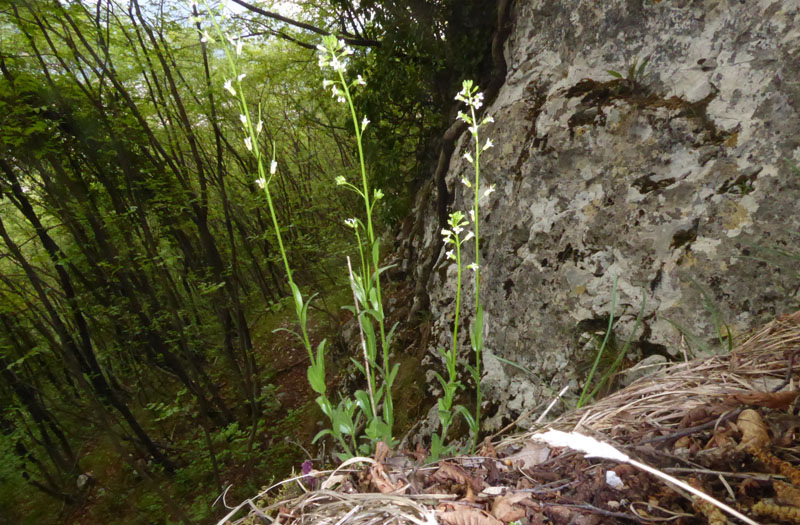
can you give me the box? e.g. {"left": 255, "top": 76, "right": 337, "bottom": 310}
{"left": 404, "top": 0, "right": 800, "bottom": 434}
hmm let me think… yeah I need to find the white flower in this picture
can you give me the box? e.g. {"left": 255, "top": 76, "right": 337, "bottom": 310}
{"left": 441, "top": 228, "right": 452, "bottom": 239}
{"left": 244, "top": 136, "right": 252, "bottom": 151}
{"left": 239, "top": 114, "right": 247, "bottom": 126}
{"left": 223, "top": 79, "right": 236, "bottom": 96}
{"left": 483, "top": 115, "right": 494, "bottom": 124}
{"left": 238, "top": 73, "right": 246, "bottom": 82}
{"left": 470, "top": 125, "right": 479, "bottom": 135}
{"left": 330, "top": 56, "right": 345, "bottom": 73}
{"left": 483, "top": 138, "right": 494, "bottom": 151}
{"left": 335, "top": 176, "right": 346, "bottom": 185}
{"left": 483, "top": 185, "right": 496, "bottom": 199}
{"left": 270, "top": 160, "right": 277, "bottom": 174}
{"left": 469, "top": 210, "right": 475, "bottom": 222}
{"left": 343, "top": 44, "right": 354, "bottom": 55}
{"left": 467, "top": 263, "right": 479, "bottom": 272}
{"left": 356, "top": 75, "right": 366, "bottom": 86}
{"left": 255, "top": 177, "right": 266, "bottom": 188}
{"left": 463, "top": 152, "right": 473, "bottom": 164}
{"left": 256, "top": 120, "right": 263, "bottom": 135}
{"left": 461, "top": 177, "right": 471, "bottom": 188}
{"left": 337, "top": 96, "right": 346, "bottom": 103}
{"left": 453, "top": 225, "right": 464, "bottom": 235}
{"left": 322, "top": 79, "right": 334, "bottom": 88}
{"left": 316, "top": 43, "right": 327, "bottom": 53}
{"left": 457, "top": 111, "right": 470, "bottom": 124}
{"left": 446, "top": 249, "right": 455, "bottom": 260}
{"left": 361, "top": 116, "right": 369, "bottom": 130}
{"left": 236, "top": 39, "right": 243, "bottom": 56}
{"left": 464, "top": 231, "right": 475, "bottom": 242}
{"left": 344, "top": 218, "right": 357, "bottom": 228}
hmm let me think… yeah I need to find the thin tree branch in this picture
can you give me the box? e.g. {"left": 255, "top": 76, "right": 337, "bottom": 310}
{"left": 230, "top": 0, "right": 381, "bottom": 47}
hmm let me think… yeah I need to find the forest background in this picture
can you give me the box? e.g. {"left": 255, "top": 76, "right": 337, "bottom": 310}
{"left": 0, "top": 0, "right": 501, "bottom": 522}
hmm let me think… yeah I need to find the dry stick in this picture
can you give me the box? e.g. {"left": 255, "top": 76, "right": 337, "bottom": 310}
{"left": 346, "top": 256, "right": 377, "bottom": 418}
{"left": 537, "top": 384, "right": 571, "bottom": 424}
{"left": 532, "top": 430, "right": 760, "bottom": 525}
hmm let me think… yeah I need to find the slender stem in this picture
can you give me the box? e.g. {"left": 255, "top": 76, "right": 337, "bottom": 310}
{"left": 470, "top": 101, "right": 482, "bottom": 451}
{"left": 337, "top": 63, "right": 392, "bottom": 432}
{"left": 347, "top": 256, "right": 377, "bottom": 418}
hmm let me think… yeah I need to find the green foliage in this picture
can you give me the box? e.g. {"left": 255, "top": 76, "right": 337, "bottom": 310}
{"left": 664, "top": 280, "right": 735, "bottom": 357}
{"left": 0, "top": 0, "right": 503, "bottom": 518}
{"left": 578, "top": 277, "right": 647, "bottom": 408}
{"left": 325, "top": 0, "right": 500, "bottom": 221}
{"left": 607, "top": 55, "right": 650, "bottom": 87}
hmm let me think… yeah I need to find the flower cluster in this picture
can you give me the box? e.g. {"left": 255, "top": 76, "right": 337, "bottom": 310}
{"left": 441, "top": 211, "right": 475, "bottom": 265}
{"left": 317, "top": 35, "right": 367, "bottom": 105}
{"left": 317, "top": 38, "right": 353, "bottom": 73}
{"left": 455, "top": 80, "right": 495, "bottom": 160}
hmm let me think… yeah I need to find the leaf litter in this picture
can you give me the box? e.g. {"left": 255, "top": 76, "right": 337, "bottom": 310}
{"left": 219, "top": 310, "right": 800, "bottom": 524}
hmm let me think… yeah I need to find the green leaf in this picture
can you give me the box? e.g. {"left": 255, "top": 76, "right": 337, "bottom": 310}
{"left": 434, "top": 371, "right": 447, "bottom": 390}
{"left": 354, "top": 390, "right": 372, "bottom": 417}
{"left": 455, "top": 405, "right": 476, "bottom": 431}
{"left": 312, "top": 428, "right": 333, "bottom": 444}
{"left": 386, "top": 321, "right": 399, "bottom": 346}
{"left": 607, "top": 70, "right": 623, "bottom": 79}
{"left": 470, "top": 306, "right": 484, "bottom": 351}
{"left": 289, "top": 282, "right": 303, "bottom": 319}
{"left": 387, "top": 363, "right": 400, "bottom": 386}
{"left": 316, "top": 395, "right": 332, "bottom": 417}
{"left": 301, "top": 291, "right": 320, "bottom": 327}
{"left": 360, "top": 313, "right": 377, "bottom": 361}
{"left": 371, "top": 237, "right": 380, "bottom": 267}
{"left": 368, "top": 287, "right": 380, "bottom": 313}
{"left": 350, "top": 357, "right": 366, "bottom": 376}
{"left": 365, "top": 418, "right": 390, "bottom": 442}
{"left": 637, "top": 57, "right": 649, "bottom": 78}
{"left": 429, "top": 433, "right": 443, "bottom": 462}
{"left": 308, "top": 351, "right": 327, "bottom": 395}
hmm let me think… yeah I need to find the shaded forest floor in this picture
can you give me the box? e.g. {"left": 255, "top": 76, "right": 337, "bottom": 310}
{"left": 14, "top": 279, "right": 433, "bottom": 525}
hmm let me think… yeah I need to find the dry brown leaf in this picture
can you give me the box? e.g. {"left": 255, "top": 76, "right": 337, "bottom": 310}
{"left": 479, "top": 437, "right": 498, "bottom": 458}
{"left": 504, "top": 441, "right": 551, "bottom": 469}
{"left": 369, "top": 462, "right": 403, "bottom": 494}
{"left": 737, "top": 409, "right": 770, "bottom": 450}
{"left": 374, "top": 440, "right": 391, "bottom": 463}
{"left": 729, "top": 391, "right": 799, "bottom": 410}
{"left": 438, "top": 507, "right": 503, "bottom": 525}
{"left": 678, "top": 404, "right": 729, "bottom": 428}
{"left": 491, "top": 491, "right": 531, "bottom": 522}
{"left": 433, "top": 463, "right": 484, "bottom": 493}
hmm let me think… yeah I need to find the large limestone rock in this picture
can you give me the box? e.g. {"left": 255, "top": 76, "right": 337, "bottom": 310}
{"left": 407, "top": 0, "right": 800, "bottom": 432}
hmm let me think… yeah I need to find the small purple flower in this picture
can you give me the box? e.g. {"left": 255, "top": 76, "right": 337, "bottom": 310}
{"left": 301, "top": 459, "right": 316, "bottom": 488}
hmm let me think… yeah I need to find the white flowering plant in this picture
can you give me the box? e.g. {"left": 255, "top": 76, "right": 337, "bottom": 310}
{"left": 198, "top": 0, "right": 498, "bottom": 460}
{"left": 198, "top": 0, "right": 338, "bottom": 452}
{"left": 429, "top": 210, "right": 473, "bottom": 461}
{"left": 452, "top": 79, "right": 495, "bottom": 452}
{"left": 314, "top": 34, "right": 399, "bottom": 458}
